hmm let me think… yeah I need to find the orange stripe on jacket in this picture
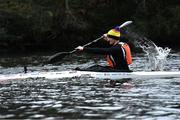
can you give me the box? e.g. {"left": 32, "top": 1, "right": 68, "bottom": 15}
{"left": 121, "top": 43, "right": 132, "bottom": 65}
{"left": 106, "top": 55, "right": 115, "bottom": 68}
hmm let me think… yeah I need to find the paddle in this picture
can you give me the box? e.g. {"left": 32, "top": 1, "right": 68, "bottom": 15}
{"left": 47, "top": 36, "right": 103, "bottom": 64}
{"left": 47, "top": 21, "right": 133, "bottom": 64}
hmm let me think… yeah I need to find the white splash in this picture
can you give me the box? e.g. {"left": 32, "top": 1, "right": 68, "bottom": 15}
{"left": 137, "top": 38, "right": 171, "bottom": 71}
{"left": 125, "top": 29, "right": 171, "bottom": 71}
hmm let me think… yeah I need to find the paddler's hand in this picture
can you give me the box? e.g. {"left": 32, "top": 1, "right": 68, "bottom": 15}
{"left": 103, "top": 34, "right": 108, "bottom": 41}
{"left": 75, "top": 46, "right": 84, "bottom": 51}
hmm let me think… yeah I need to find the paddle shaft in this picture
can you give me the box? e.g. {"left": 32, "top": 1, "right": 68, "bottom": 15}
{"left": 70, "top": 21, "right": 133, "bottom": 53}
{"left": 68, "top": 36, "right": 104, "bottom": 54}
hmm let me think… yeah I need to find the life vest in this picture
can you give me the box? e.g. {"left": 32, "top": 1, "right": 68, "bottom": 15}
{"left": 120, "top": 42, "right": 132, "bottom": 65}
{"left": 106, "top": 42, "right": 132, "bottom": 68}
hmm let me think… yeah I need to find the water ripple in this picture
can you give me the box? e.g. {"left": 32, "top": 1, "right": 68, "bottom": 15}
{"left": 0, "top": 53, "right": 180, "bottom": 119}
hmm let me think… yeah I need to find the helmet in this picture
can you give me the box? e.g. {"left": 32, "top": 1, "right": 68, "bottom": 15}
{"left": 107, "top": 26, "right": 121, "bottom": 40}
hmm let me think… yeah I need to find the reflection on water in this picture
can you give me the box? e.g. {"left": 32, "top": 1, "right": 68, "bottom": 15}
{"left": 0, "top": 53, "right": 180, "bottom": 119}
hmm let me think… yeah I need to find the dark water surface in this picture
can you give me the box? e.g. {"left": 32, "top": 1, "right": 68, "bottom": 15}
{"left": 0, "top": 52, "right": 180, "bottom": 119}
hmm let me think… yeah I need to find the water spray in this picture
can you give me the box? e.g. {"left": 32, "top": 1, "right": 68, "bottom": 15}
{"left": 126, "top": 29, "right": 171, "bottom": 71}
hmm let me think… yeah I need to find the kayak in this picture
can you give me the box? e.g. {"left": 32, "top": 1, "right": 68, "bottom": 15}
{"left": 0, "top": 70, "right": 180, "bottom": 81}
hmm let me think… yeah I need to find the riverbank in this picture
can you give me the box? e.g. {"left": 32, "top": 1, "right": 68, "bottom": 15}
{"left": 0, "top": 0, "right": 179, "bottom": 54}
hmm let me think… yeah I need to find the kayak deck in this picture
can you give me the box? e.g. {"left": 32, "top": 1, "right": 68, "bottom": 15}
{"left": 0, "top": 70, "right": 180, "bottom": 80}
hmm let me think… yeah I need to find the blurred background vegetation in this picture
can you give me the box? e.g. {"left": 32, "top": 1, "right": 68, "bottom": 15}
{"left": 0, "top": 0, "right": 179, "bottom": 54}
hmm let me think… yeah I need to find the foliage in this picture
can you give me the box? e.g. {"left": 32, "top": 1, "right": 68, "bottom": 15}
{"left": 0, "top": 0, "right": 179, "bottom": 53}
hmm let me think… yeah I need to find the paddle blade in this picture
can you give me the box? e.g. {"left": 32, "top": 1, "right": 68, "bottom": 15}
{"left": 47, "top": 52, "right": 70, "bottom": 64}
{"left": 119, "top": 21, "right": 133, "bottom": 29}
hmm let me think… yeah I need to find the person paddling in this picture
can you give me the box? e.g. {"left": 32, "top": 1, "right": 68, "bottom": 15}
{"left": 75, "top": 26, "right": 132, "bottom": 72}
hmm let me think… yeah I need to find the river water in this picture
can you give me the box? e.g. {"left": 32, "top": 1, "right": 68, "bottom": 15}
{"left": 0, "top": 52, "right": 180, "bottom": 119}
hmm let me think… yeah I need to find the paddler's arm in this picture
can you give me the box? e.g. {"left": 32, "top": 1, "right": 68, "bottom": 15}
{"left": 75, "top": 46, "right": 118, "bottom": 55}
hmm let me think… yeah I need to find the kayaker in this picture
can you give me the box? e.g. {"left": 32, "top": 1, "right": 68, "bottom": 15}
{"left": 75, "top": 26, "right": 132, "bottom": 72}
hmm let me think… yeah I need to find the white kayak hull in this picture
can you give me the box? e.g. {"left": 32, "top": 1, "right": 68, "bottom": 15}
{"left": 1, "top": 70, "right": 180, "bottom": 80}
